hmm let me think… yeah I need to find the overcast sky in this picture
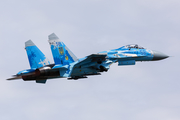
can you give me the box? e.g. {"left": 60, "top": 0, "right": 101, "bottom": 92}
{"left": 0, "top": 0, "right": 180, "bottom": 120}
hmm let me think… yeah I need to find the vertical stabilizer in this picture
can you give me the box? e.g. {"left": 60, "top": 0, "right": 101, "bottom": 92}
{"left": 25, "top": 40, "right": 50, "bottom": 69}
{"left": 48, "top": 33, "right": 78, "bottom": 65}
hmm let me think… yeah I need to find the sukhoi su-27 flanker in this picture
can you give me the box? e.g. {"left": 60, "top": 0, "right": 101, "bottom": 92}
{"left": 7, "top": 33, "right": 169, "bottom": 83}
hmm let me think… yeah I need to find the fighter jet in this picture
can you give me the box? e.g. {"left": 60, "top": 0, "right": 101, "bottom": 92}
{"left": 7, "top": 33, "right": 169, "bottom": 83}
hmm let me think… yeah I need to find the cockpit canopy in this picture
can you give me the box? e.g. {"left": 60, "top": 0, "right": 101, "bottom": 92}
{"left": 120, "top": 44, "right": 144, "bottom": 49}
{"left": 125, "top": 44, "right": 144, "bottom": 49}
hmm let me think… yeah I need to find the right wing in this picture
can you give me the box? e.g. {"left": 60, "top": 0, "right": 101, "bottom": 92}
{"left": 73, "top": 53, "right": 107, "bottom": 68}
{"left": 69, "top": 54, "right": 108, "bottom": 78}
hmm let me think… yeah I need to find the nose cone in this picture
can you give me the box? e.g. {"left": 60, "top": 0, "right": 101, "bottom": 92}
{"left": 152, "top": 50, "right": 169, "bottom": 61}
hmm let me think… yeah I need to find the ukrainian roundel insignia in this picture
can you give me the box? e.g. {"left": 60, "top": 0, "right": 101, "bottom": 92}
{"left": 58, "top": 47, "right": 64, "bottom": 55}
{"left": 65, "top": 55, "right": 69, "bottom": 60}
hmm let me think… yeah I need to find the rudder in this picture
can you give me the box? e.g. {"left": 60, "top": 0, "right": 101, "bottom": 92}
{"left": 48, "top": 33, "right": 78, "bottom": 65}
{"left": 25, "top": 40, "right": 50, "bottom": 69}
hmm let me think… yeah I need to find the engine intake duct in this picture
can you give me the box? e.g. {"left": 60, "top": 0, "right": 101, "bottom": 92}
{"left": 118, "top": 60, "right": 135, "bottom": 66}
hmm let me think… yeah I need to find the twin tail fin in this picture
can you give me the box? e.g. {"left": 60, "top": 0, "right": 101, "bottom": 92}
{"left": 48, "top": 33, "right": 77, "bottom": 65}
{"left": 25, "top": 40, "right": 50, "bottom": 69}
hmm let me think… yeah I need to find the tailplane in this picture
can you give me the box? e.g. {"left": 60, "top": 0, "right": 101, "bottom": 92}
{"left": 25, "top": 40, "right": 50, "bottom": 69}
{"left": 48, "top": 33, "right": 78, "bottom": 65}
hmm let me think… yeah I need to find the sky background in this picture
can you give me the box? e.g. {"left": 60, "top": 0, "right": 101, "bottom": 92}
{"left": 0, "top": 0, "right": 179, "bottom": 120}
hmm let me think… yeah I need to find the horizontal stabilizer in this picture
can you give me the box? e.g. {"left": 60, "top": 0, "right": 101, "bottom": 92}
{"left": 17, "top": 68, "right": 36, "bottom": 76}
{"left": 52, "top": 64, "right": 69, "bottom": 70}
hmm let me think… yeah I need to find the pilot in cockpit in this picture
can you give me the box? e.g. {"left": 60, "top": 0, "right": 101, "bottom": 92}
{"left": 124, "top": 44, "right": 144, "bottom": 49}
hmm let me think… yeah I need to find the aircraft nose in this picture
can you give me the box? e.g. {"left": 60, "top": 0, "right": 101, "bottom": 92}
{"left": 152, "top": 50, "right": 169, "bottom": 61}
